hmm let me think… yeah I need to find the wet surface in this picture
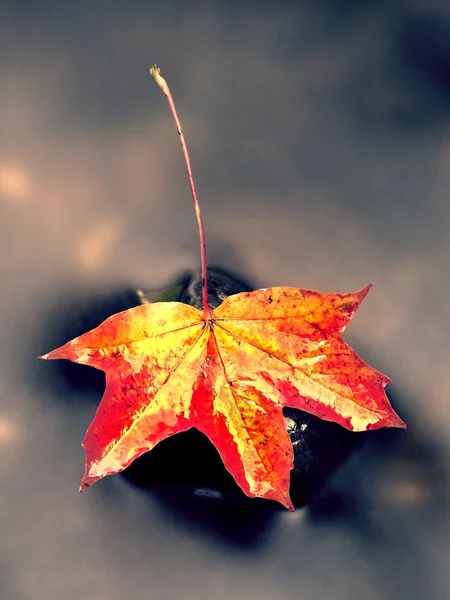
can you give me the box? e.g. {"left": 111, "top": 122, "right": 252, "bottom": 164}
{"left": 1, "top": 2, "right": 449, "bottom": 599}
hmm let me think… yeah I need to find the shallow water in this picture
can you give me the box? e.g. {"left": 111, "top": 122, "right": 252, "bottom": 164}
{"left": 1, "top": 2, "right": 449, "bottom": 599}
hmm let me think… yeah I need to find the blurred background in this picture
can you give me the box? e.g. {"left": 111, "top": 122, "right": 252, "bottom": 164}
{"left": 1, "top": 1, "right": 449, "bottom": 599}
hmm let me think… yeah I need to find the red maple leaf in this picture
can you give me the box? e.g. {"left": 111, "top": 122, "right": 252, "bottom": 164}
{"left": 40, "top": 66, "right": 405, "bottom": 510}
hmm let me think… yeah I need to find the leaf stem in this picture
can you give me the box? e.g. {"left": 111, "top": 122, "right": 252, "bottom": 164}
{"left": 150, "top": 65, "right": 211, "bottom": 319}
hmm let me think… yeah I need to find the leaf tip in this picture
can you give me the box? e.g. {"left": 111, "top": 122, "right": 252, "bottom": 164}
{"left": 389, "top": 413, "right": 407, "bottom": 430}
{"left": 366, "top": 412, "right": 407, "bottom": 431}
{"left": 271, "top": 490, "right": 295, "bottom": 511}
{"left": 38, "top": 342, "right": 75, "bottom": 361}
{"left": 79, "top": 475, "right": 95, "bottom": 493}
{"left": 357, "top": 283, "right": 374, "bottom": 302}
{"left": 38, "top": 347, "right": 64, "bottom": 360}
{"left": 285, "top": 498, "right": 295, "bottom": 512}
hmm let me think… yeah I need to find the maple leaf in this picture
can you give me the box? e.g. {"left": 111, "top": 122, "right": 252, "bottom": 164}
{"left": 41, "top": 283, "right": 404, "bottom": 510}
{"left": 40, "top": 66, "right": 405, "bottom": 510}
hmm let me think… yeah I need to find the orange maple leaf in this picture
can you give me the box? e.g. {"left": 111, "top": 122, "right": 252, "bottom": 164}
{"left": 41, "top": 284, "right": 405, "bottom": 509}
{"left": 40, "top": 66, "right": 405, "bottom": 510}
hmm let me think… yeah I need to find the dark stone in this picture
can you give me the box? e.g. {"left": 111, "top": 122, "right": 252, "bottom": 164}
{"left": 123, "top": 268, "right": 364, "bottom": 507}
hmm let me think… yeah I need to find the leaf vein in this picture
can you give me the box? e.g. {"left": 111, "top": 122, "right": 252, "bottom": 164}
{"left": 99, "top": 323, "right": 207, "bottom": 460}
{"left": 215, "top": 322, "right": 382, "bottom": 419}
